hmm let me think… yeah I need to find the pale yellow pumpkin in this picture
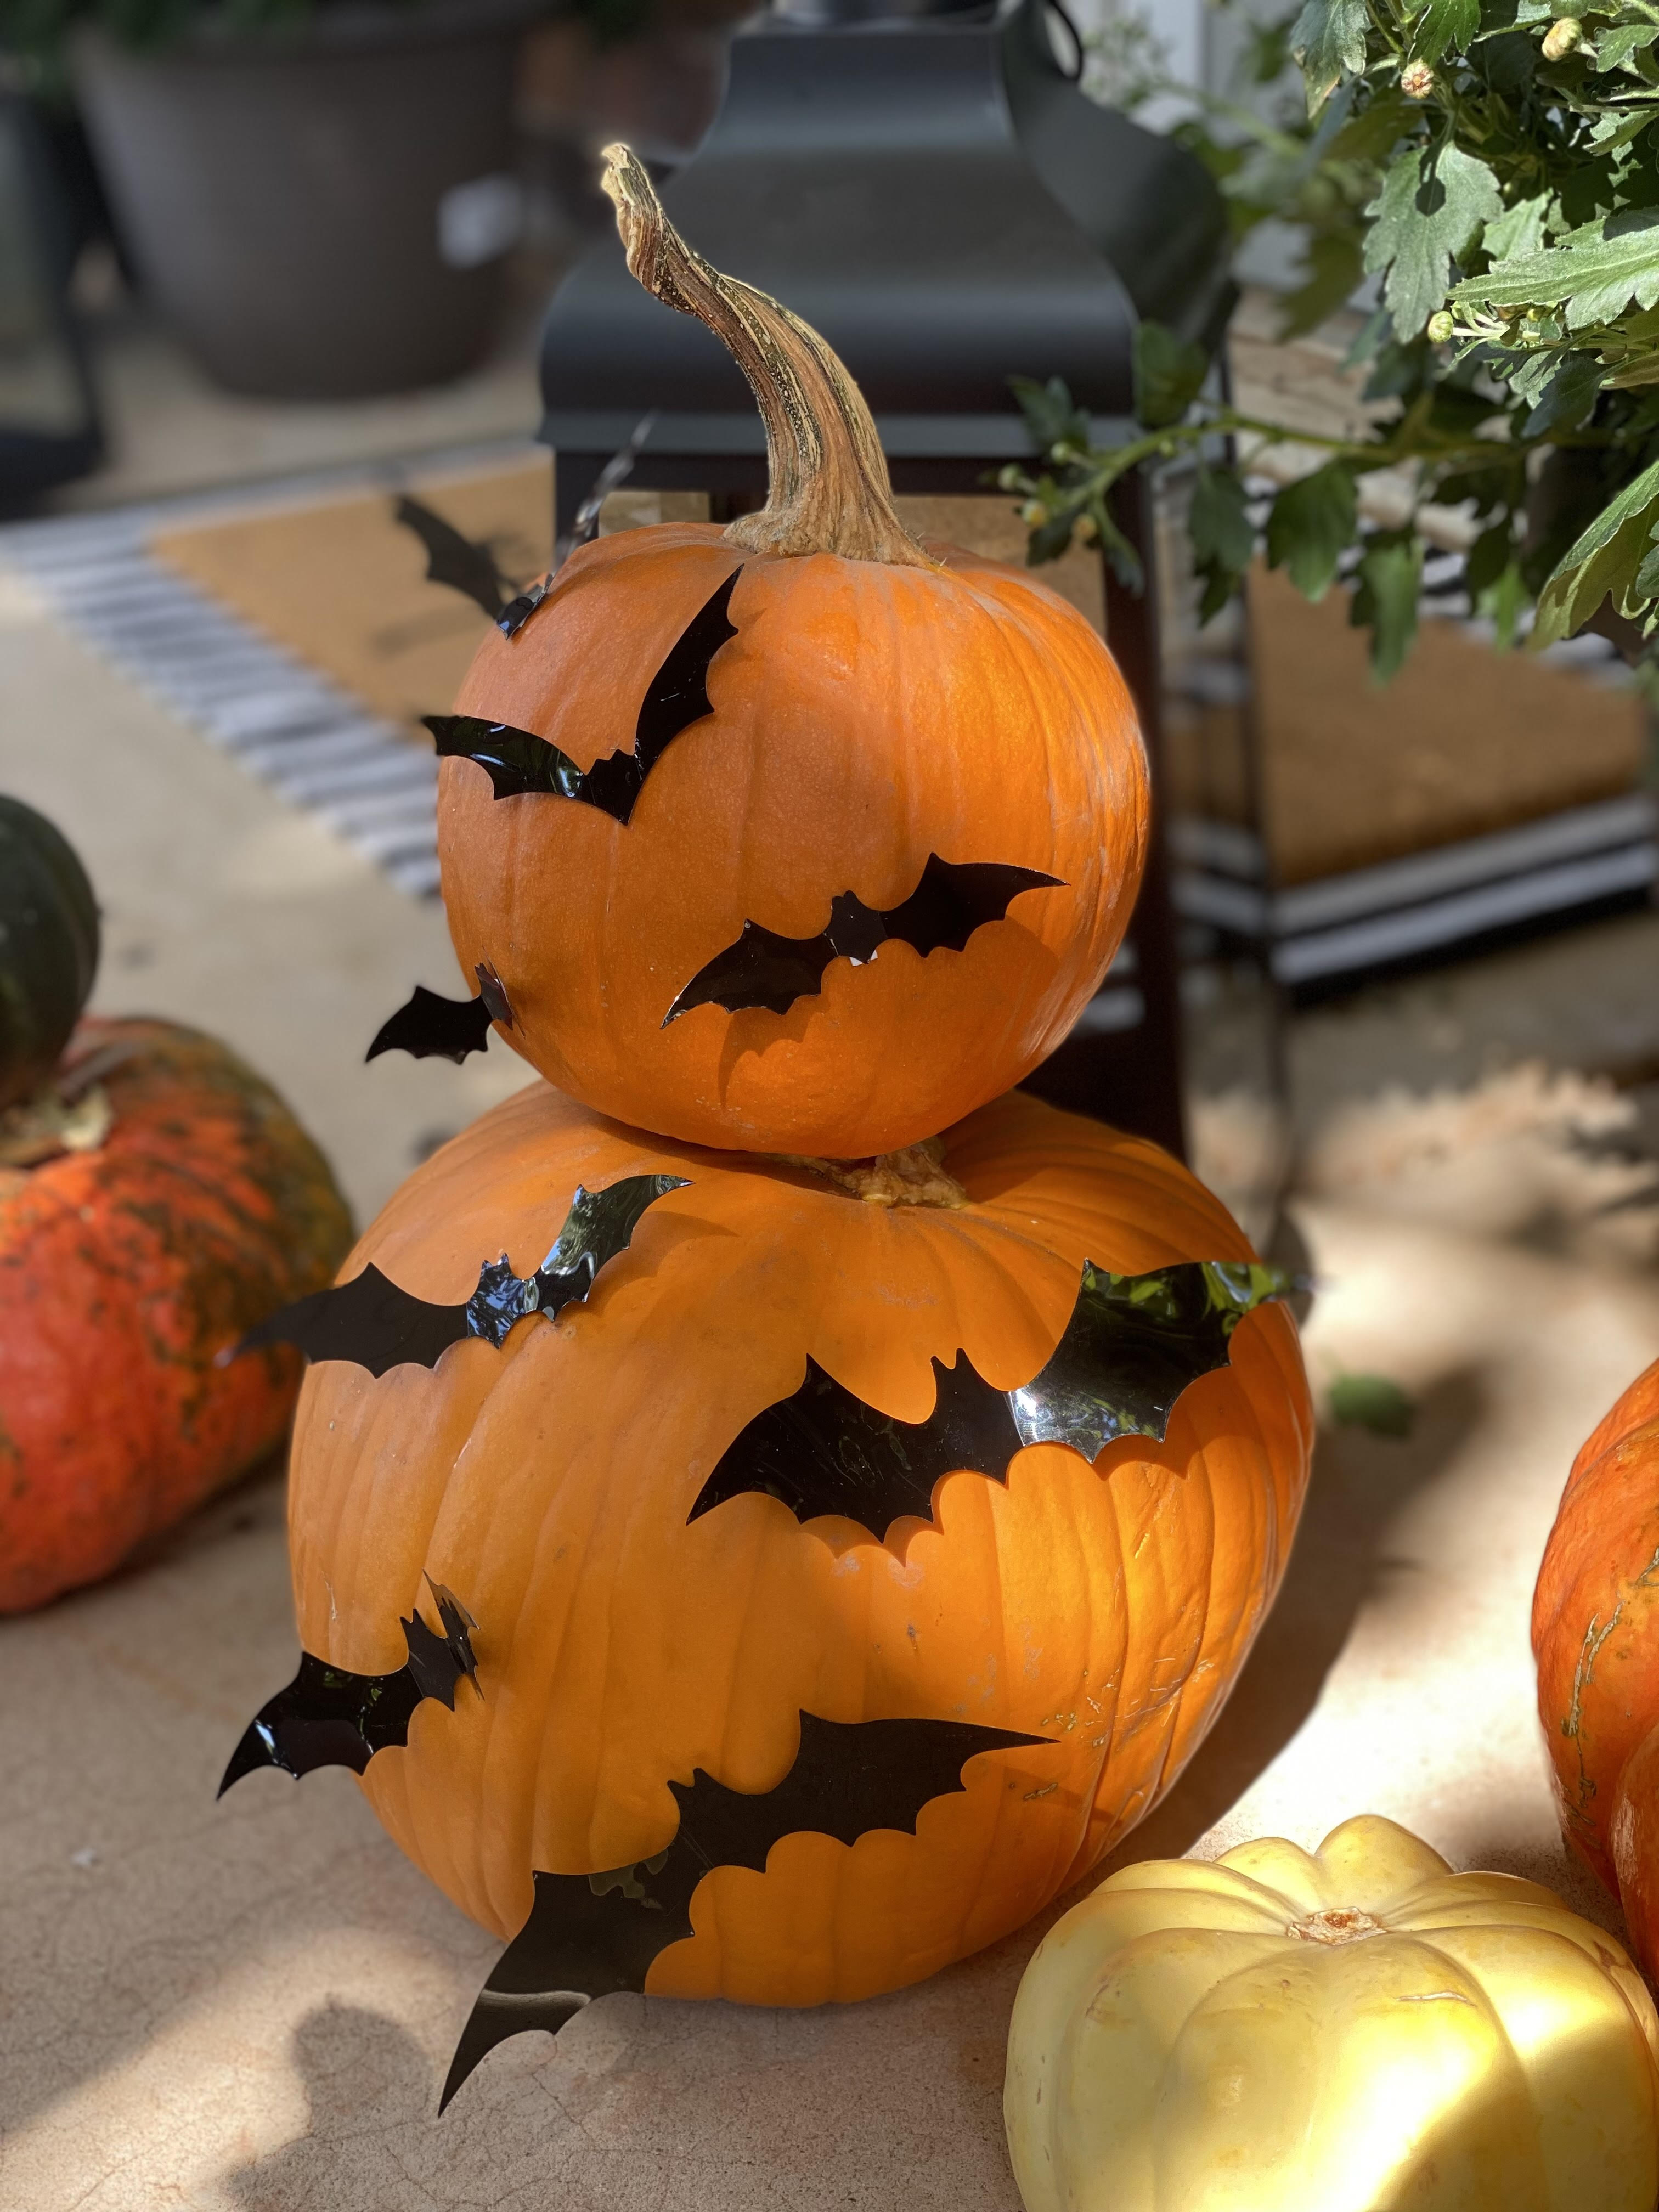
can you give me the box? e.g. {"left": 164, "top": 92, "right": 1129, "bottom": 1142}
{"left": 1005, "top": 1815, "right": 1659, "bottom": 2212}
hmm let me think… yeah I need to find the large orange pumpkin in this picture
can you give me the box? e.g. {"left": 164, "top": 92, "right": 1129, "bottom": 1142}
{"left": 0, "top": 1017, "right": 352, "bottom": 1612}
{"left": 1534, "top": 1358, "right": 1659, "bottom": 1977}
{"left": 253, "top": 1081, "right": 1310, "bottom": 2065}
{"left": 433, "top": 149, "right": 1146, "bottom": 1158}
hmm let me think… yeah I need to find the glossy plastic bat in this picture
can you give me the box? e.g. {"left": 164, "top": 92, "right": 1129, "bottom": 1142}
{"left": 689, "top": 1260, "right": 1299, "bottom": 1542}
{"left": 391, "top": 495, "right": 512, "bottom": 622}
{"left": 219, "top": 1579, "right": 478, "bottom": 1793}
{"left": 440, "top": 1709, "right": 1049, "bottom": 2107}
{"left": 490, "top": 409, "right": 662, "bottom": 640}
{"left": 425, "top": 567, "right": 741, "bottom": 824}
{"left": 238, "top": 1174, "right": 689, "bottom": 1377}
{"left": 365, "top": 963, "right": 514, "bottom": 1065}
{"left": 663, "top": 854, "right": 1065, "bottom": 1022}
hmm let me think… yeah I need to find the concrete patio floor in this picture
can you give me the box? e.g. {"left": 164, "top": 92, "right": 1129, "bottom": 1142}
{"left": 4, "top": 501, "right": 1659, "bottom": 2207}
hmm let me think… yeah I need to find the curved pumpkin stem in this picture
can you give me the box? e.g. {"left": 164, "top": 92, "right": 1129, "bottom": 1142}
{"left": 600, "top": 143, "right": 932, "bottom": 569}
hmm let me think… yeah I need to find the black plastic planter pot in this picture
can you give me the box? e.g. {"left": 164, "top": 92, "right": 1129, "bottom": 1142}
{"left": 72, "top": 1, "right": 543, "bottom": 400}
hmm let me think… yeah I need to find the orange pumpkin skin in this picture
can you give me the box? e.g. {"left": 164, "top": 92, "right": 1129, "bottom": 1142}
{"left": 285, "top": 1085, "right": 1312, "bottom": 2003}
{"left": 438, "top": 526, "right": 1148, "bottom": 1158}
{"left": 0, "top": 1019, "right": 353, "bottom": 1613}
{"left": 1534, "top": 1359, "right": 1659, "bottom": 1971}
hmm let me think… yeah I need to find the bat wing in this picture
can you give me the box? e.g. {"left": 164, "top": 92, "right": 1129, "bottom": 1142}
{"left": 496, "top": 575, "right": 551, "bottom": 639}
{"left": 439, "top": 1866, "right": 693, "bottom": 2108}
{"left": 631, "top": 567, "right": 741, "bottom": 777}
{"left": 663, "top": 917, "right": 840, "bottom": 1020}
{"left": 663, "top": 859, "right": 1062, "bottom": 1024}
{"left": 426, "top": 569, "right": 741, "bottom": 826}
{"left": 1011, "top": 1259, "right": 1297, "bottom": 1463}
{"left": 425, "top": 716, "right": 596, "bottom": 804}
{"left": 366, "top": 984, "right": 494, "bottom": 1065}
{"left": 238, "top": 1264, "right": 469, "bottom": 1376}
{"left": 440, "top": 1710, "right": 1047, "bottom": 2107}
{"left": 669, "top": 1712, "right": 1049, "bottom": 1872}
{"left": 472, "top": 961, "right": 515, "bottom": 1029}
{"left": 878, "top": 855, "right": 1063, "bottom": 955}
{"left": 217, "top": 1652, "right": 419, "bottom": 1791}
{"left": 531, "top": 1174, "right": 691, "bottom": 1315}
{"left": 221, "top": 1584, "right": 479, "bottom": 1796}
{"left": 687, "top": 1352, "right": 1022, "bottom": 1538}
{"left": 392, "top": 495, "right": 507, "bottom": 619}
{"left": 459, "top": 1173, "right": 690, "bottom": 1348}
{"left": 402, "top": 1581, "right": 479, "bottom": 1705}
{"left": 238, "top": 1178, "right": 687, "bottom": 1373}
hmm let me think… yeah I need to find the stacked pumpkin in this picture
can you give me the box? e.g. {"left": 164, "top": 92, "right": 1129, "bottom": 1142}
{"left": 225, "top": 145, "right": 1314, "bottom": 2104}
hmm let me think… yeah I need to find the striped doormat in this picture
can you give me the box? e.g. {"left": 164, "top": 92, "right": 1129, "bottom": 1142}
{"left": 4, "top": 490, "right": 452, "bottom": 898}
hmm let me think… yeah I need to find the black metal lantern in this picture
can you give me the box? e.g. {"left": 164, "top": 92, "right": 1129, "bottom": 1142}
{"left": 538, "top": 0, "right": 1235, "bottom": 1160}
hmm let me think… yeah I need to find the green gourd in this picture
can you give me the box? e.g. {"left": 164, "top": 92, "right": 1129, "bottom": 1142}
{"left": 0, "top": 796, "right": 100, "bottom": 1113}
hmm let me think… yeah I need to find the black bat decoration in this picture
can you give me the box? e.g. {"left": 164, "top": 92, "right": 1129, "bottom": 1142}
{"left": 663, "top": 854, "right": 1064, "bottom": 1023}
{"left": 440, "top": 1710, "right": 1049, "bottom": 2107}
{"left": 689, "top": 1261, "right": 1298, "bottom": 1542}
{"left": 496, "top": 411, "right": 659, "bottom": 637}
{"left": 366, "top": 975, "right": 496, "bottom": 1067}
{"left": 237, "top": 1173, "right": 689, "bottom": 1378}
{"left": 219, "top": 1578, "right": 479, "bottom": 1794}
{"left": 424, "top": 565, "right": 741, "bottom": 824}
{"left": 365, "top": 963, "right": 514, "bottom": 1065}
{"left": 392, "top": 495, "right": 512, "bottom": 621}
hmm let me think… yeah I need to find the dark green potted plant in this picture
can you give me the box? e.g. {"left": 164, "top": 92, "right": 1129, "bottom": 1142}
{"left": 6, "top": 0, "right": 557, "bottom": 398}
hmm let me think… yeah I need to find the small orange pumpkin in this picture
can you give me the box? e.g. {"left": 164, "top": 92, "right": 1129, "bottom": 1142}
{"left": 0, "top": 1017, "right": 352, "bottom": 1612}
{"left": 1534, "top": 1357, "right": 1659, "bottom": 1976}
{"left": 272, "top": 1082, "right": 1311, "bottom": 2011}
{"left": 436, "top": 149, "right": 1146, "bottom": 1158}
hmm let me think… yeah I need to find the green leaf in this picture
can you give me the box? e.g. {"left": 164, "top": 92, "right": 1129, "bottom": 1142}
{"left": 1596, "top": 22, "right": 1659, "bottom": 71}
{"left": 1588, "top": 109, "right": 1657, "bottom": 151}
{"left": 1009, "top": 375, "right": 1091, "bottom": 458}
{"left": 1533, "top": 453, "right": 1659, "bottom": 642}
{"left": 1328, "top": 1373, "right": 1417, "bottom": 1437}
{"left": 1365, "top": 144, "right": 1504, "bottom": 339}
{"left": 1190, "top": 465, "right": 1256, "bottom": 618}
{"left": 1134, "top": 322, "right": 1211, "bottom": 430}
{"left": 1191, "top": 465, "right": 1257, "bottom": 572}
{"left": 1350, "top": 531, "right": 1425, "bottom": 677}
{"left": 1452, "top": 208, "right": 1659, "bottom": 329}
{"left": 1266, "top": 462, "right": 1359, "bottom": 600}
{"left": 1411, "top": 0, "right": 1481, "bottom": 66}
{"left": 1324, "top": 87, "right": 1419, "bottom": 166}
{"left": 1481, "top": 193, "right": 1551, "bottom": 263}
{"left": 1485, "top": 559, "right": 1530, "bottom": 649}
{"left": 1522, "top": 349, "right": 1605, "bottom": 433}
{"left": 1633, "top": 521, "right": 1659, "bottom": 601}
{"left": 1025, "top": 508, "right": 1080, "bottom": 565}
{"left": 1290, "top": 0, "right": 1370, "bottom": 110}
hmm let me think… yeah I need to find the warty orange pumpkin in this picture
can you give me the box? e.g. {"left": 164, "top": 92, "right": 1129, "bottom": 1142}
{"left": 227, "top": 1080, "right": 1311, "bottom": 2099}
{"left": 1533, "top": 1356, "right": 1659, "bottom": 1979}
{"left": 0, "top": 1017, "right": 352, "bottom": 1613}
{"left": 428, "top": 148, "right": 1147, "bottom": 1158}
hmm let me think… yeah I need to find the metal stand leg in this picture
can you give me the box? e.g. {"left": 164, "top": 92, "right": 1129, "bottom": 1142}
{"left": 1024, "top": 463, "right": 1188, "bottom": 1160}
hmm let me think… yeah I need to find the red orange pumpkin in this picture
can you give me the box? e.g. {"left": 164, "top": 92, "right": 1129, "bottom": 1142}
{"left": 0, "top": 1018, "right": 352, "bottom": 1612}
{"left": 1534, "top": 1357, "right": 1659, "bottom": 1976}
{"left": 281, "top": 1082, "right": 1312, "bottom": 1994}
{"left": 436, "top": 149, "right": 1146, "bottom": 1159}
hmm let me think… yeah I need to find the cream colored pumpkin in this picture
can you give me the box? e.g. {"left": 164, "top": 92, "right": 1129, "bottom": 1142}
{"left": 1005, "top": 1815, "right": 1659, "bottom": 2212}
